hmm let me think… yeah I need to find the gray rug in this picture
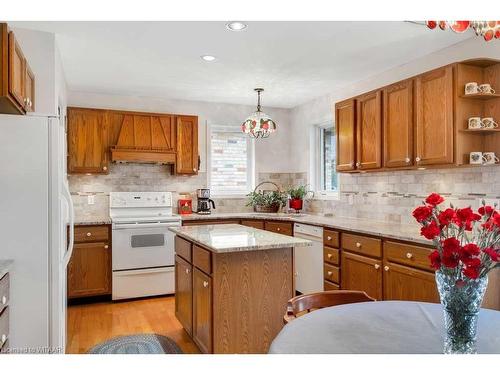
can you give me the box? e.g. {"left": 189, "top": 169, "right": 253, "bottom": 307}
{"left": 88, "top": 334, "right": 183, "bottom": 354}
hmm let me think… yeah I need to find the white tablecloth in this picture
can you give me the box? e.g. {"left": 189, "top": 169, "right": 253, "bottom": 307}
{"left": 269, "top": 301, "right": 500, "bottom": 354}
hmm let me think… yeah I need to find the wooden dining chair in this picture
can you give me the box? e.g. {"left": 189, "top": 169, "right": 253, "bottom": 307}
{"left": 283, "top": 290, "right": 375, "bottom": 324}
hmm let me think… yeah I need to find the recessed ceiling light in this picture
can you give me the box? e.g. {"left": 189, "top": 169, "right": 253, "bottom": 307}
{"left": 201, "top": 55, "right": 217, "bottom": 62}
{"left": 225, "top": 21, "right": 247, "bottom": 31}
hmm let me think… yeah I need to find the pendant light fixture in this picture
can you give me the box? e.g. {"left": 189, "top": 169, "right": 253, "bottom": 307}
{"left": 241, "top": 88, "right": 277, "bottom": 138}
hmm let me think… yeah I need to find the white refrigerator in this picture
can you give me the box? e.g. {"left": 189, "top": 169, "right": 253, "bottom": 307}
{"left": 0, "top": 113, "right": 74, "bottom": 353}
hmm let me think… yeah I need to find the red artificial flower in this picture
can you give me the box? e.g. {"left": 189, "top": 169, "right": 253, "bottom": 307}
{"left": 483, "top": 247, "right": 499, "bottom": 262}
{"left": 482, "top": 220, "right": 494, "bottom": 231}
{"left": 461, "top": 243, "right": 480, "bottom": 261}
{"left": 442, "top": 237, "right": 461, "bottom": 253}
{"left": 493, "top": 213, "right": 500, "bottom": 227}
{"left": 463, "top": 257, "right": 481, "bottom": 279}
{"left": 429, "top": 250, "right": 441, "bottom": 270}
{"left": 438, "top": 208, "right": 456, "bottom": 226}
{"left": 425, "top": 193, "right": 444, "bottom": 207}
{"left": 454, "top": 207, "right": 481, "bottom": 230}
{"left": 412, "top": 205, "right": 433, "bottom": 223}
{"left": 420, "top": 221, "right": 441, "bottom": 240}
{"left": 478, "top": 205, "right": 495, "bottom": 217}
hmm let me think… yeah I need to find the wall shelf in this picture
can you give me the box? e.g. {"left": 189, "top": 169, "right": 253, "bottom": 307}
{"left": 460, "top": 93, "right": 500, "bottom": 100}
{"left": 459, "top": 128, "right": 500, "bottom": 134}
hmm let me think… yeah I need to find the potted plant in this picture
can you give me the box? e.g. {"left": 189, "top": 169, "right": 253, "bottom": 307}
{"left": 246, "top": 182, "right": 287, "bottom": 213}
{"left": 286, "top": 185, "right": 314, "bottom": 213}
{"left": 412, "top": 193, "right": 500, "bottom": 354}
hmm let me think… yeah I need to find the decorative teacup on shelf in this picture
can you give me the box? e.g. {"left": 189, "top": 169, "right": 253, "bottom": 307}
{"left": 465, "top": 82, "right": 480, "bottom": 95}
{"left": 479, "top": 83, "right": 495, "bottom": 94}
{"left": 482, "top": 152, "right": 499, "bottom": 165}
{"left": 468, "top": 117, "right": 483, "bottom": 129}
{"left": 469, "top": 152, "right": 484, "bottom": 165}
{"left": 481, "top": 117, "right": 499, "bottom": 129}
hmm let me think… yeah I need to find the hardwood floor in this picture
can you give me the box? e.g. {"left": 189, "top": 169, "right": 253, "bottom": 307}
{"left": 66, "top": 295, "right": 200, "bottom": 354}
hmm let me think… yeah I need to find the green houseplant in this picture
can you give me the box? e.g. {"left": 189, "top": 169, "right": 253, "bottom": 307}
{"left": 286, "top": 185, "right": 314, "bottom": 213}
{"left": 246, "top": 182, "right": 287, "bottom": 213}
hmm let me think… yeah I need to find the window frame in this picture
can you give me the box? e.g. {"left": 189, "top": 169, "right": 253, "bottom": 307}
{"left": 313, "top": 121, "right": 340, "bottom": 200}
{"left": 207, "top": 123, "right": 255, "bottom": 198}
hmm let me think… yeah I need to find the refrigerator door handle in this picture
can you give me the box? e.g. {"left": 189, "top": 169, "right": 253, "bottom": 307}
{"left": 62, "top": 183, "right": 74, "bottom": 267}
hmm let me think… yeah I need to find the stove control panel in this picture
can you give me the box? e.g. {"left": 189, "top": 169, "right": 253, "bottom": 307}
{"left": 110, "top": 192, "right": 172, "bottom": 208}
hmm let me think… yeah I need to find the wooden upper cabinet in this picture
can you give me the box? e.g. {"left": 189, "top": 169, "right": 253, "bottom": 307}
{"left": 341, "top": 251, "right": 382, "bottom": 301}
{"left": 67, "top": 108, "right": 109, "bottom": 174}
{"left": 415, "top": 65, "right": 454, "bottom": 166}
{"left": 383, "top": 80, "right": 413, "bottom": 168}
{"left": 175, "top": 115, "right": 199, "bottom": 175}
{"left": 67, "top": 241, "right": 111, "bottom": 298}
{"left": 356, "top": 91, "right": 382, "bottom": 170}
{"left": 7, "top": 31, "right": 25, "bottom": 110}
{"left": 335, "top": 99, "right": 356, "bottom": 171}
{"left": 24, "top": 62, "right": 35, "bottom": 112}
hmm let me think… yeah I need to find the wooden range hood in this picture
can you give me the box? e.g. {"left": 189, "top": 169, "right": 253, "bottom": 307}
{"left": 111, "top": 114, "right": 176, "bottom": 164}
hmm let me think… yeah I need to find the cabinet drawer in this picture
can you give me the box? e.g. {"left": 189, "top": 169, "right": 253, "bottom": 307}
{"left": 343, "top": 233, "right": 381, "bottom": 258}
{"left": 324, "top": 264, "right": 340, "bottom": 284}
{"left": 240, "top": 220, "right": 264, "bottom": 230}
{"left": 193, "top": 245, "right": 212, "bottom": 275}
{"left": 74, "top": 225, "right": 109, "bottom": 243}
{"left": 323, "top": 246, "right": 339, "bottom": 265}
{"left": 175, "top": 236, "right": 192, "bottom": 262}
{"left": 0, "top": 274, "right": 9, "bottom": 315}
{"left": 323, "top": 229, "right": 339, "bottom": 248}
{"left": 323, "top": 280, "right": 340, "bottom": 291}
{"left": 0, "top": 307, "right": 9, "bottom": 351}
{"left": 384, "top": 241, "right": 434, "bottom": 272}
{"left": 265, "top": 221, "right": 293, "bottom": 236}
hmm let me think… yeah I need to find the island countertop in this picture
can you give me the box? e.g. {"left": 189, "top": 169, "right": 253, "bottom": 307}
{"left": 169, "top": 223, "right": 312, "bottom": 253}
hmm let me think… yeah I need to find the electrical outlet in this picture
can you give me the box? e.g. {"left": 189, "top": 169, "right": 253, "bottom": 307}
{"left": 87, "top": 195, "right": 95, "bottom": 205}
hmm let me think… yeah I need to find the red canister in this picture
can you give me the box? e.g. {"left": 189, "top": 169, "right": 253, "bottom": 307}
{"left": 178, "top": 194, "right": 193, "bottom": 215}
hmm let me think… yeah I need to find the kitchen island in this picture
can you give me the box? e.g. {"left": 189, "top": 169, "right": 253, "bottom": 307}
{"left": 168, "top": 224, "right": 311, "bottom": 354}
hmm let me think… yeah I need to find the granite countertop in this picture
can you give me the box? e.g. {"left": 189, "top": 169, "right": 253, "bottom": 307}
{"left": 0, "top": 260, "right": 13, "bottom": 280}
{"left": 74, "top": 211, "right": 428, "bottom": 246}
{"left": 169, "top": 224, "right": 312, "bottom": 253}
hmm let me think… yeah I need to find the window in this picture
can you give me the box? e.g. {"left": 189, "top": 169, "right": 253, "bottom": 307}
{"left": 208, "top": 125, "right": 255, "bottom": 196}
{"left": 314, "top": 122, "right": 339, "bottom": 197}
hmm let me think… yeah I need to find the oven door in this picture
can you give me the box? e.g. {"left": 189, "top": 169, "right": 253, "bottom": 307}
{"left": 112, "top": 222, "right": 177, "bottom": 271}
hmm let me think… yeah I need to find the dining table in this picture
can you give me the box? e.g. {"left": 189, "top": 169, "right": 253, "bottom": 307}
{"left": 268, "top": 301, "right": 500, "bottom": 354}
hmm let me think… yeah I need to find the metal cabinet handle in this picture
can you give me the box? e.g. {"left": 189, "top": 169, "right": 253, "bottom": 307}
{"left": 327, "top": 271, "right": 333, "bottom": 276}
{"left": 193, "top": 168, "right": 197, "bottom": 172}
{"left": 203, "top": 281, "right": 209, "bottom": 288}
{"left": 405, "top": 157, "right": 411, "bottom": 163}
{"left": 327, "top": 253, "right": 332, "bottom": 258}
{"left": 86, "top": 232, "right": 92, "bottom": 237}
{"left": 327, "top": 236, "right": 332, "bottom": 241}
{"left": 1, "top": 334, "right": 6, "bottom": 344}
{"left": 1, "top": 296, "right": 6, "bottom": 305}
{"left": 277, "top": 228, "right": 281, "bottom": 231}
{"left": 356, "top": 242, "right": 362, "bottom": 248}
{"left": 384, "top": 266, "right": 390, "bottom": 272}
{"left": 103, "top": 166, "right": 108, "bottom": 171}
{"left": 415, "top": 156, "right": 421, "bottom": 162}
{"left": 356, "top": 162, "right": 361, "bottom": 167}
{"left": 104, "top": 245, "right": 109, "bottom": 249}
{"left": 185, "top": 268, "right": 190, "bottom": 274}
{"left": 374, "top": 264, "right": 380, "bottom": 270}
{"left": 406, "top": 252, "right": 413, "bottom": 259}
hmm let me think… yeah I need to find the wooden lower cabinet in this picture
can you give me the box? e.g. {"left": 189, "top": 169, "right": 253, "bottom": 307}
{"left": 341, "top": 251, "right": 382, "bottom": 300}
{"left": 175, "top": 255, "right": 193, "bottom": 336}
{"left": 67, "top": 241, "right": 111, "bottom": 298}
{"left": 383, "top": 262, "right": 439, "bottom": 303}
{"left": 264, "top": 221, "right": 293, "bottom": 236}
{"left": 240, "top": 219, "right": 265, "bottom": 229}
{"left": 192, "top": 268, "right": 212, "bottom": 354}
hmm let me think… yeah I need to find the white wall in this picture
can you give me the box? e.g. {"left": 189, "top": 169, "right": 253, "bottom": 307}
{"left": 289, "top": 37, "right": 500, "bottom": 175}
{"left": 67, "top": 91, "right": 292, "bottom": 175}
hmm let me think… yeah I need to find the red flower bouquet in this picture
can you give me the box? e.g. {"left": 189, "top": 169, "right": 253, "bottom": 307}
{"left": 412, "top": 193, "right": 500, "bottom": 354}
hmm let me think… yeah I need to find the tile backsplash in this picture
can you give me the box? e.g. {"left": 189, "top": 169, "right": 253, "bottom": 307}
{"left": 305, "top": 166, "right": 500, "bottom": 224}
{"left": 68, "top": 164, "right": 305, "bottom": 219}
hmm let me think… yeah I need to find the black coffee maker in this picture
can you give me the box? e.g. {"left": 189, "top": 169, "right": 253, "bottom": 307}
{"left": 196, "top": 188, "right": 215, "bottom": 215}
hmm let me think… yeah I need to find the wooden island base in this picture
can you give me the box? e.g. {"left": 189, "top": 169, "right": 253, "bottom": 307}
{"left": 174, "top": 236, "right": 294, "bottom": 354}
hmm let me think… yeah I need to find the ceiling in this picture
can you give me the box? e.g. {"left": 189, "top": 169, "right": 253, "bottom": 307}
{"left": 12, "top": 21, "right": 472, "bottom": 108}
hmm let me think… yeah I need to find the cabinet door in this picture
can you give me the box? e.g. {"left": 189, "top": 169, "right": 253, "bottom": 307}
{"left": 356, "top": 91, "right": 382, "bottom": 170}
{"left": 175, "top": 116, "right": 198, "bottom": 175}
{"left": 67, "top": 242, "right": 111, "bottom": 298}
{"left": 383, "top": 262, "right": 439, "bottom": 303}
{"left": 67, "top": 108, "right": 109, "bottom": 174}
{"left": 335, "top": 99, "right": 356, "bottom": 171}
{"left": 193, "top": 268, "right": 212, "bottom": 353}
{"left": 415, "top": 66, "right": 454, "bottom": 166}
{"left": 24, "top": 62, "right": 35, "bottom": 112}
{"left": 341, "top": 251, "right": 382, "bottom": 300}
{"left": 175, "top": 256, "right": 193, "bottom": 335}
{"left": 383, "top": 80, "right": 413, "bottom": 168}
{"left": 7, "top": 31, "right": 25, "bottom": 109}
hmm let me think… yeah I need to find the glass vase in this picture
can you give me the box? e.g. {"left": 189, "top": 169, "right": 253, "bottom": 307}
{"left": 435, "top": 271, "right": 488, "bottom": 354}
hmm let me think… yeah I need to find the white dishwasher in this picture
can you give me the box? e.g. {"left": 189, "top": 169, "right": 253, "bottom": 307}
{"left": 293, "top": 223, "right": 324, "bottom": 294}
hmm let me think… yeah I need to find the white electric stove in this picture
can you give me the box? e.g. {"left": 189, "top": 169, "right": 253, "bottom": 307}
{"left": 109, "top": 192, "right": 181, "bottom": 300}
